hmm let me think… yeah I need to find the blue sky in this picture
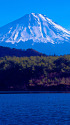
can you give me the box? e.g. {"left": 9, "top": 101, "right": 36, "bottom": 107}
{"left": 0, "top": 0, "right": 70, "bottom": 30}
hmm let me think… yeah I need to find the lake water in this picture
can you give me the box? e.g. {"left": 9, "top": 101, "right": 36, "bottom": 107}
{"left": 0, "top": 93, "right": 70, "bottom": 125}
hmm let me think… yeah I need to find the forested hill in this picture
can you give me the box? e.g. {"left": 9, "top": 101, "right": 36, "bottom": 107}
{"left": 0, "top": 46, "right": 44, "bottom": 57}
{"left": 0, "top": 55, "right": 70, "bottom": 91}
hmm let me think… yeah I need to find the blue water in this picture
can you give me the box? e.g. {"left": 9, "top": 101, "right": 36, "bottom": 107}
{"left": 0, "top": 93, "right": 70, "bottom": 125}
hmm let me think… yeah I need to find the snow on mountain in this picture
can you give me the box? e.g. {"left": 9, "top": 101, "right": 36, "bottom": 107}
{"left": 0, "top": 13, "right": 70, "bottom": 55}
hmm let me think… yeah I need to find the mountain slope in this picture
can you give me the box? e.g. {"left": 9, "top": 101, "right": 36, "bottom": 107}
{"left": 0, "top": 13, "right": 70, "bottom": 55}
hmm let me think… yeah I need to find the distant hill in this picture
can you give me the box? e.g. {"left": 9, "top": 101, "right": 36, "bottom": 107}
{"left": 0, "top": 46, "right": 45, "bottom": 57}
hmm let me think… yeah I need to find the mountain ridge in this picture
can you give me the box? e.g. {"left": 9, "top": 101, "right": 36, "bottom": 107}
{"left": 0, "top": 46, "right": 44, "bottom": 57}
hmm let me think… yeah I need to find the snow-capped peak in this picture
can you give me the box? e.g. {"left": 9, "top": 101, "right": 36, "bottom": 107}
{"left": 0, "top": 13, "right": 70, "bottom": 45}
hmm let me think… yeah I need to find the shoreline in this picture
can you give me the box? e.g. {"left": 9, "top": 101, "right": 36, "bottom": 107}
{"left": 0, "top": 91, "right": 70, "bottom": 94}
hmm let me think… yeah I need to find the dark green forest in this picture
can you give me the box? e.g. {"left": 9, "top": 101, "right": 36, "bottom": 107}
{"left": 0, "top": 55, "right": 70, "bottom": 91}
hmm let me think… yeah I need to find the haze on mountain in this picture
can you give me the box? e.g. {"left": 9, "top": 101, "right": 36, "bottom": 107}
{"left": 0, "top": 13, "right": 70, "bottom": 55}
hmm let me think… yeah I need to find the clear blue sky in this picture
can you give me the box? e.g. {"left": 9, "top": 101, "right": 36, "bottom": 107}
{"left": 0, "top": 0, "right": 70, "bottom": 30}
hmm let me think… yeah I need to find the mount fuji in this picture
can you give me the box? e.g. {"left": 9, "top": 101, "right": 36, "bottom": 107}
{"left": 0, "top": 13, "right": 70, "bottom": 55}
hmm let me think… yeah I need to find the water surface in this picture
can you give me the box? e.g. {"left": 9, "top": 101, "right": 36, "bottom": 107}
{"left": 0, "top": 93, "right": 70, "bottom": 125}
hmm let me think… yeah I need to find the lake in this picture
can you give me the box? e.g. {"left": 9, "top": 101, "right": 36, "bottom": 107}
{"left": 0, "top": 93, "right": 70, "bottom": 125}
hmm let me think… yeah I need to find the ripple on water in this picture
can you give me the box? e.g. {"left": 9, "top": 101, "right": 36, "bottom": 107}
{"left": 0, "top": 93, "right": 70, "bottom": 125}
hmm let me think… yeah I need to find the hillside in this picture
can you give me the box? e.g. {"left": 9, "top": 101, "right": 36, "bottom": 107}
{"left": 0, "top": 55, "right": 70, "bottom": 91}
